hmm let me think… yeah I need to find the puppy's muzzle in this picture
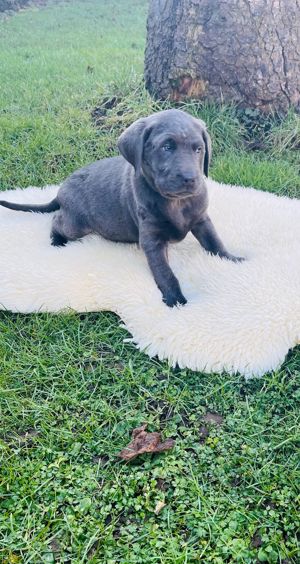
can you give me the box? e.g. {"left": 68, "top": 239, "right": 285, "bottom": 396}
{"left": 177, "top": 172, "right": 197, "bottom": 185}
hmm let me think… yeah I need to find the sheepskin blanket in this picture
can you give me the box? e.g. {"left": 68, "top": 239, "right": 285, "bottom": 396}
{"left": 0, "top": 179, "right": 299, "bottom": 378}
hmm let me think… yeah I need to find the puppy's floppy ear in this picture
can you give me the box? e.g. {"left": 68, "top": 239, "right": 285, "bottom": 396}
{"left": 193, "top": 117, "right": 212, "bottom": 177}
{"left": 117, "top": 117, "right": 151, "bottom": 173}
{"left": 202, "top": 128, "right": 212, "bottom": 178}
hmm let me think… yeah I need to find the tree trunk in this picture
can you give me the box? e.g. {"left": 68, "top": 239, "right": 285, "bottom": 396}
{"left": 144, "top": 0, "right": 300, "bottom": 113}
{"left": 0, "top": 0, "right": 31, "bottom": 12}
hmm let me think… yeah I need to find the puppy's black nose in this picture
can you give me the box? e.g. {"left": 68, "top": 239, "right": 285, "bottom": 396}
{"left": 177, "top": 172, "right": 196, "bottom": 185}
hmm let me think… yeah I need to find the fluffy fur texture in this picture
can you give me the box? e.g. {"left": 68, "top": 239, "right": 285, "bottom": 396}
{"left": 0, "top": 180, "right": 299, "bottom": 377}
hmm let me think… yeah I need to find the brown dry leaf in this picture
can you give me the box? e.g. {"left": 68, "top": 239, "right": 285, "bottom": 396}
{"left": 154, "top": 500, "right": 166, "bottom": 515}
{"left": 118, "top": 424, "right": 175, "bottom": 461}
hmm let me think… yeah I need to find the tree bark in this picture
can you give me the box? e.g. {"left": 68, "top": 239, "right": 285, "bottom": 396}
{"left": 0, "top": 0, "right": 31, "bottom": 12}
{"left": 144, "top": 0, "right": 300, "bottom": 113}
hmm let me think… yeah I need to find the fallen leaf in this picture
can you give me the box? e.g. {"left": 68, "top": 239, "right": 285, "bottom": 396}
{"left": 118, "top": 424, "right": 175, "bottom": 461}
{"left": 154, "top": 500, "right": 166, "bottom": 514}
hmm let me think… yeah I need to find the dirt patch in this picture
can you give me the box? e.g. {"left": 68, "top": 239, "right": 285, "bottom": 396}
{"left": 231, "top": 474, "right": 242, "bottom": 487}
{"left": 147, "top": 398, "right": 174, "bottom": 424}
{"left": 92, "top": 454, "right": 109, "bottom": 466}
{"left": 49, "top": 538, "right": 61, "bottom": 554}
{"left": 92, "top": 96, "right": 120, "bottom": 118}
{"left": 91, "top": 96, "right": 122, "bottom": 128}
{"left": 156, "top": 478, "right": 168, "bottom": 492}
{"left": 199, "top": 425, "right": 209, "bottom": 442}
{"left": 202, "top": 412, "right": 224, "bottom": 425}
{"left": 251, "top": 533, "right": 263, "bottom": 548}
{"left": 18, "top": 428, "right": 39, "bottom": 440}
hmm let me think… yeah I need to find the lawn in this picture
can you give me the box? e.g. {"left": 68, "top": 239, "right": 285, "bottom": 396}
{"left": 0, "top": 1, "right": 299, "bottom": 563}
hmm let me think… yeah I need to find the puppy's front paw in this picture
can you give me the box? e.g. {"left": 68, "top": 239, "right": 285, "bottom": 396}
{"left": 163, "top": 289, "right": 187, "bottom": 308}
{"left": 221, "top": 252, "right": 245, "bottom": 263}
{"left": 230, "top": 255, "right": 245, "bottom": 263}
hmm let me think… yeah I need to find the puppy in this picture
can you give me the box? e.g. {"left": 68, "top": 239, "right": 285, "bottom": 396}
{"left": 0, "top": 109, "right": 243, "bottom": 307}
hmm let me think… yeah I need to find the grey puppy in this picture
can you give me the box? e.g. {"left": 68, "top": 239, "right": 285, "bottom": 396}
{"left": 0, "top": 109, "right": 242, "bottom": 307}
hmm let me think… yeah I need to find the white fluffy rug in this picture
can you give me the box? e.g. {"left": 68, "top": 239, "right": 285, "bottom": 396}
{"left": 0, "top": 179, "right": 299, "bottom": 378}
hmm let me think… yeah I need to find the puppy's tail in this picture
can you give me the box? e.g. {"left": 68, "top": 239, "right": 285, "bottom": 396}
{"left": 0, "top": 198, "right": 60, "bottom": 213}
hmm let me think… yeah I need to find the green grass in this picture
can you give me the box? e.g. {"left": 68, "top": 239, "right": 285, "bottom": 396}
{"left": 0, "top": 0, "right": 146, "bottom": 188}
{"left": 0, "top": 1, "right": 300, "bottom": 563}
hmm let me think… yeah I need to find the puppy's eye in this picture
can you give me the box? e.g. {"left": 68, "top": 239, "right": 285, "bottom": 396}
{"left": 162, "top": 141, "right": 175, "bottom": 152}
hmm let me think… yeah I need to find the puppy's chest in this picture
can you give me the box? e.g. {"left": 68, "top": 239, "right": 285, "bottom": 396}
{"left": 163, "top": 201, "right": 198, "bottom": 241}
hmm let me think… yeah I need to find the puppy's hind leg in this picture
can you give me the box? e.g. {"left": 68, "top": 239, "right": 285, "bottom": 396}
{"left": 50, "top": 213, "right": 70, "bottom": 247}
{"left": 50, "top": 211, "right": 91, "bottom": 247}
{"left": 51, "top": 230, "right": 68, "bottom": 247}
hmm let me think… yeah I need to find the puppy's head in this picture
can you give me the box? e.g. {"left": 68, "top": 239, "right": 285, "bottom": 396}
{"left": 117, "top": 109, "right": 211, "bottom": 199}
